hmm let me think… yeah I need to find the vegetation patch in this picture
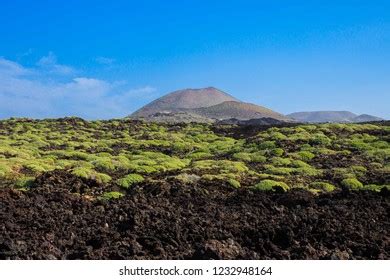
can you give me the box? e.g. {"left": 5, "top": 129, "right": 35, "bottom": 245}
{"left": 341, "top": 178, "right": 364, "bottom": 190}
{"left": 117, "top": 174, "right": 144, "bottom": 189}
{"left": 253, "top": 180, "right": 289, "bottom": 192}
{"left": 0, "top": 119, "right": 388, "bottom": 194}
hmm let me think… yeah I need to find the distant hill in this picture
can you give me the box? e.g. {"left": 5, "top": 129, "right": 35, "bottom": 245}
{"left": 287, "top": 111, "right": 383, "bottom": 123}
{"left": 351, "top": 114, "right": 384, "bottom": 123}
{"left": 131, "top": 87, "right": 239, "bottom": 118}
{"left": 130, "top": 87, "right": 289, "bottom": 123}
{"left": 191, "top": 101, "right": 288, "bottom": 121}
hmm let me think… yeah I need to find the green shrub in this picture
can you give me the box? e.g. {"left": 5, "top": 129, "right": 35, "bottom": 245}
{"left": 93, "top": 173, "right": 112, "bottom": 184}
{"left": 71, "top": 167, "right": 92, "bottom": 179}
{"left": 201, "top": 174, "right": 240, "bottom": 188}
{"left": 188, "top": 152, "right": 212, "bottom": 160}
{"left": 264, "top": 165, "right": 293, "bottom": 175}
{"left": 0, "top": 162, "right": 13, "bottom": 177}
{"left": 258, "top": 141, "right": 276, "bottom": 150}
{"left": 310, "top": 134, "right": 332, "bottom": 146}
{"left": 232, "top": 152, "right": 252, "bottom": 162}
{"left": 23, "top": 162, "right": 53, "bottom": 173}
{"left": 250, "top": 153, "right": 267, "bottom": 163}
{"left": 291, "top": 151, "right": 315, "bottom": 162}
{"left": 309, "top": 182, "right": 336, "bottom": 192}
{"left": 271, "top": 157, "right": 291, "bottom": 166}
{"left": 253, "top": 180, "right": 289, "bottom": 192}
{"left": 71, "top": 167, "right": 112, "bottom": 184}
{"left": 192, "top": 160, "right": 248, "bottom": 174}
{"left": 131, "top": 165, "right": 158, "bottom": 174}
{"left": 341, "top": 178, "right": 364, "bottom": 190}
{"left": 290, "top": 160, "right": 310, "bottom": 168}
{"left": 117, "top": 174, "right": 144, "bottom": 189}
{"left": 362, "top": 184, "right": 388, "bottom": 192}
{"left": 92, "top": 157, "right": 116, "bottom": 172}
{"left": 365, "top": 148, "right": 390, "bottom": 164}
{"left": 293, "top": 166, "right": 322, "bottom": 177}
{"left": 227, "top": 178, "right": 241, "bottom": 188}
{"left": 270, "top": 148, "right": 284, "bottom": 157}
{"left": 332, "top": 168, "right": 356, "bottom": 180}
{"left": 351, "top": 165, "right": 367, "bottom": 177}
{"left": 100, "top": 191, "right": 124, "bottom": 200}
{"left": 268, "top": 131, "right": 287, "bottom": 140}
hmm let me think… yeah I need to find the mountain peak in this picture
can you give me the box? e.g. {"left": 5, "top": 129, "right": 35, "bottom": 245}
{"left": 131, "top": 87, "right": 239, "bottom": 117}
{"left": 129, "top": 87, "right": 290, "bottom": 123}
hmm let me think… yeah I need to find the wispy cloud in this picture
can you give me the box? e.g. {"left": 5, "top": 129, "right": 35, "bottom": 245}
{"left": 16, "top": 48, "right": 34, "bottom": 60}
{"left": 0, "top": 57, "right": 33, "bottom": 76}
{"left": 95, "top": 56, "right": 116, "bottom": 65}
{"left": 36, "top": 51, "right": 75, "bottom": 75}
{"left": 0, "top": 57, "right": 156, "bottom": 119}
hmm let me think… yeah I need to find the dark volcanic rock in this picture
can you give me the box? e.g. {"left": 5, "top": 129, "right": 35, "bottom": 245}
{"left": 0, "top": 171, "right": 389, "bottom": 260}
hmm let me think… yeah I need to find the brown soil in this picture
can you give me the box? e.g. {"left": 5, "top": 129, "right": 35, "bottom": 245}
{"left": 0, "top": 170, "right": 389, "bottom": 260}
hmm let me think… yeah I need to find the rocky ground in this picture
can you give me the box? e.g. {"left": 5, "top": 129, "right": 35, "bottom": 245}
{"left": 1, "top": 171, "right": 389, "bottom": 260}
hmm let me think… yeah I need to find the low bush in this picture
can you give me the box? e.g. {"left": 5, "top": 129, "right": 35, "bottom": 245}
{"left": 290, "top": 160, "right": 310, "bottom": 168}
{"left": 71, "top": 167, "right": 112, "bottom": 184}
{"left": 232, "top": 152, "right": 252, "bottom": 162}
{"left": 271, "top": 157, "right": 291, "bottom": 166}
{"left": 293, "top": 166, "right": 322, "bottom": 177}
{"left": 258, "top": 141, "right": 276, "bottom": 150}
{"left": 188, "top": 151, "right": 212, "bottom": 160}
{"left": 341, "top": 178, "right": 364, "bottom": 190}
{"left": 253, "top": 180, "right": 289, "bottom": 192}
{"left": 92, "top": 157, "right": 116, "bottom": 173}
{"left": 250, "top": 153, "right": 267, "bottom": 163}
{"left": 291, "top": 151, "right": 315, "bottom": 162}
{"left": 270, "top": 148, "right": 284, "bottom": 157}
{"left": 264, "top": 165, "right": 292, "bottom": 176}
{"left": 117, "top": 174, "right": 144, "bottom": 189}
{"left": 100, "top": 191, "right": 124, "bottom": 200}
{"left": 201, "top": 174, "right": 241, "bottom": 188}
{"left": 362, "top": 184, "right": 388, "bottom": 192}
{"left": 309, "top": 182, "right": 336, "bottom": 192}
{"left": 332, "top": 168, "right": 356, "bottom": 180}
{"left": 351, "top": 165, "right": 367, "bottom": 177}
{"left": 0, "top": 162, "right": 13, "bottom": 177}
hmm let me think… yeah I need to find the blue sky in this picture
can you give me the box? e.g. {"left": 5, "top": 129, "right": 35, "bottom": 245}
{"left": 0, "top": 0, "right": 389, "bottom": 119}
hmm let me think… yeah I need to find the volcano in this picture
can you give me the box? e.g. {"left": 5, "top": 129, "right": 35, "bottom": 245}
{"left": 130, "top": 87, "right": 289, "bottom": 123}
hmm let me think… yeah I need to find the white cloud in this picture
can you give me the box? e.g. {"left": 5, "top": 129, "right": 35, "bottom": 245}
{"left": 0, "top": 57, "right": 156, "bottom": 119}
{"left": 36, "top": 52, "right": 75, "bottom": 75}
{"left": 0, "top": 57, "right": 32, "bottom": 76}
{"left": 95, "top": 56, "right": 116, "bottom": 65}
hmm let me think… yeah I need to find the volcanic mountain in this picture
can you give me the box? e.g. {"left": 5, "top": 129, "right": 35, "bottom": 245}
{"left": 131, "top": 87, "right": 239, "bottom": 118}
{"left": 130, "top": 87, "right": 289, "bottom": 123}
{"left": 287, "top": 111, "right": 384, "bottom": 123}
{"left": 192, "top": 101, "right": 287, "bottom": 121}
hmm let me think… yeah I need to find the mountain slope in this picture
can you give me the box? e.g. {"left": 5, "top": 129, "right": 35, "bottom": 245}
{"left": 351, "top": 114, "right": 384, "bottom": 123}
{"left": 287, "top": 111, "right": 383, "bottom": 123}
{"left": 131, "top": 87, "right": 239, "bottom": 118}
{"left": 191, "top": 101, "right": 288, "bottom": 121}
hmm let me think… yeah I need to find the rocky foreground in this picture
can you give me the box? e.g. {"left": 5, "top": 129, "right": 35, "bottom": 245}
{"left": 1, "top": 171, "right": 389, "bottom": 260}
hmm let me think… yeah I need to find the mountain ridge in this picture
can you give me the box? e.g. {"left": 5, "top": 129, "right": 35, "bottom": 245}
{"left": 287, "top": 111, "right": 383, "bottom": 123}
